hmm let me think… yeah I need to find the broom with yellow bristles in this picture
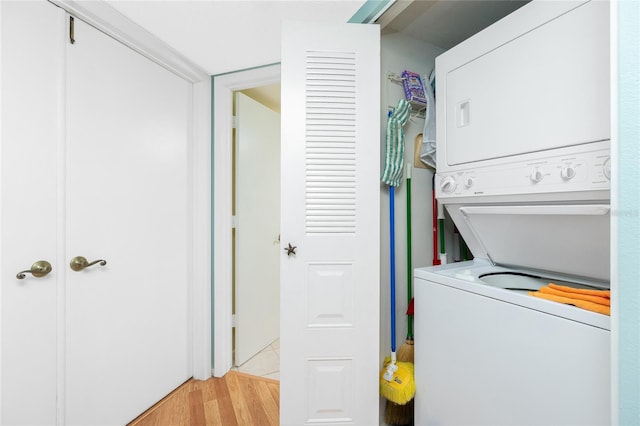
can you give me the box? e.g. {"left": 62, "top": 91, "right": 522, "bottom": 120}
{"left": 379, "top": 182, "right": 416, "bottom": 408}
{"left": 385, "top": 165, "right": 416, "bottom": 425}
{"left": 380, "top": 100, "right": 416, "bottom": 415}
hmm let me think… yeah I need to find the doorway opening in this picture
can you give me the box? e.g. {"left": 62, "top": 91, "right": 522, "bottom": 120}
{"left": 232, "top": 85, "right": 281, "bottom": 380}
{"left": 212, "top": 63, "right": 281, "bottom": 379}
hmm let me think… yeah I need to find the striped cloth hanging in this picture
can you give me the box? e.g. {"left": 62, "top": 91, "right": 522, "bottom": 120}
{"left": 381, "top": 99, "right": 411, "bottom": 187}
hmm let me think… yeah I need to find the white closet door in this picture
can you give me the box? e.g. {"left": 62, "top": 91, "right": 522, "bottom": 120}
{"left": 280, "top": 21, "right": 380, "bottom": 425}
{"left": 235, "top": 92, "right": 281, "bottom": 367}
{"left": 0, "top": 2, "right": 63, "bottom": 424}
{"left": 65, "top": 17, "right": 191, "bottom": 425}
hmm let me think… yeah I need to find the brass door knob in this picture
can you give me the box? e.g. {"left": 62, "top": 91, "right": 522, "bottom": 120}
{"left": 70, "top": 256, "right": 107, "bottom": 272}
{"left": 17, "top": 260, "right": 53, "bottom": 279}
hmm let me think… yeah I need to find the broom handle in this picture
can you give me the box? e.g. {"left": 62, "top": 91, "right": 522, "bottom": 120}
{"left": 390, "top": 185, "right": 396, "bottom": 353}
{"left": 406, "top": 166, "right": 413, "bottom": 339}
{"left": 431, "top": 174, "right": 440, "bottom": 266}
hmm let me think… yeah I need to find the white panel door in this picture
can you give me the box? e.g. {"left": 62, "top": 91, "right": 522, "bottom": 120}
{"left": 64, "top": 17, "right": 191, "bottom": 425}
{"left": 235, "top": 92, "right": 281, "bottom": 367}
{"left": 1, "top": 4, "right": 192, "bottom": 424}
{"left": 280, "top": 21, "right": 380, "bottom": 425}
{"left": 0, "top": 2, "right": 63, "bottom": 424}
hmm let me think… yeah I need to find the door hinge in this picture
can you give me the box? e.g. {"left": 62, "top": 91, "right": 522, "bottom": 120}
{"left": 69, "top": 16, "right": 76, "bottom": 44}
{"left": 232, "top": 116, "right": 237, "bottom": 129}
{"left": 231, "top": 314, "right": 237, "bottom": 328}
{"left": 231, "top": 215, "right": 237, "bottom": 229}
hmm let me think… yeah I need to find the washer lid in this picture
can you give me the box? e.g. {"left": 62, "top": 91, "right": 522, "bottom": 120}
{"left": 457, "top": 204, "right": 610, "bottom": 282}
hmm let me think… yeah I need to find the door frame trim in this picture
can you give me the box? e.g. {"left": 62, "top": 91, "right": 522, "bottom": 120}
{"left": 212, "top": 64, "right": 281, "bottom": 377}
{"left": 48, "top": 0, "right": 209, "bottom": 83}
{"left": 191, "top": 78, "right": 213, "bottom": 381}
{"left": 48, "top": 0, "right": 213, "bottom": 384}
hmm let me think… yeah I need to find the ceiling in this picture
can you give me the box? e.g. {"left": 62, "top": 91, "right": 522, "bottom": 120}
{"left": 380, "top": 0, "right": 530, "bottom": 50}
{"left": 241, "top": 83, "right": 281, "bottom": 112}
{"left": 103, "top": 0, "right": 528, "bottom": 108}
{"left": 105, "top": 0, "right": 367, "bottom": 76}
{"left": 104, "top": 0, "right": 530, "bottom": 76}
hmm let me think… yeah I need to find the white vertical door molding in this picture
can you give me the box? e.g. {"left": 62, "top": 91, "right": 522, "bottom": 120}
{"left": 0, "top": 2, "right": 64, "bottom": 425}
{"left": 65, "top": 17, "right": 191, "bottom": 425}
{"left": 190, "top": 77, "right": 212, "bottom": 382}
{"left": 234, "top": 92, "right": 281, "bottom": 367}
{"left": 280, "top": 21, "right": 380, "bottom": 424}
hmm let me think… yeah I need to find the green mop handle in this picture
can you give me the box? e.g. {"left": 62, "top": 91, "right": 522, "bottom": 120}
{"left": 438, "top": 200, "right": 447, "bottom": 264}
{"left": 406, "top": 164, "right": 413, "bottom": 340}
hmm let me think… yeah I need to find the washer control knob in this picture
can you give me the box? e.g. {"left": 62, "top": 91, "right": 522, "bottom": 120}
{"left": 603, "top": 157, "right": 611, "bottom": 180}
{"left": 530, "top": 169, "right": 544, "bottom": 183}
{"left": 561, "top": 164, "right": 576, "bottom": 180}
{"left": 464, "top": 177, "right": 474, "bottom": 188}
{"left": 440, "top": 176, "right": 457, "bottom": 194}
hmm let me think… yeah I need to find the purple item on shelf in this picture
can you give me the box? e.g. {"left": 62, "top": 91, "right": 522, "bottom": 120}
{"left": 401, "top": 70, "right": 427, "bottom": 107}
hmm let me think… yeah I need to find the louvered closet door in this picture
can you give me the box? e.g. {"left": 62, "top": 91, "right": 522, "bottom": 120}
{"left": 280, "top": 22, "right": 380, "bottom": 425}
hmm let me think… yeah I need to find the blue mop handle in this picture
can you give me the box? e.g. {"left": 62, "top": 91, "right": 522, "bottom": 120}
{"left": 390, "top": 185, "right": 396, "bottom": 353}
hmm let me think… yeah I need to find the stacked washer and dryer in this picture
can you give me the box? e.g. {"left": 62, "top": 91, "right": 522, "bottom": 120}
{"left": 414, "top": 1, "right": 611, "bottom": 425}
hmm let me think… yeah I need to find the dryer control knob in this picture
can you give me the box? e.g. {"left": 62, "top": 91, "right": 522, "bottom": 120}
{"left": 561, "top": 164, "right": 576, "bottom": 180}
{"left": 465, "top": 177, "right": 474, "bottom": 188}
{"left": 440, "top": 176, "right": 457, "bottom": 194}
{"left": 603, "top": 157, "right": 611, "bottom": 180}
{"left": 530, "top": 169, "right": 544, "bottom": 183}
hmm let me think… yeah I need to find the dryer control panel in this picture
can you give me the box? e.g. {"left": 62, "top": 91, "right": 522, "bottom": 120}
{"left": 436, "top": 145, "right": 610, "bottom": 200}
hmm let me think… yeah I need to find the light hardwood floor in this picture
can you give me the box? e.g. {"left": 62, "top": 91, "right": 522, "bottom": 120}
{"left": 128, "top": 372, "right": 279, "bottom": 426}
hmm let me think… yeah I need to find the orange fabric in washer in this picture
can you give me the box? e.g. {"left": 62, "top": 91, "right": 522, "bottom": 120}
{"left": 548, "top": 283, "right": 610, "bottom": 299}
{"left": 528, "top": 291, "right": 610, "bottom": 316}
{"left": 539, "top": 286, "right": 610, "bottom": 307}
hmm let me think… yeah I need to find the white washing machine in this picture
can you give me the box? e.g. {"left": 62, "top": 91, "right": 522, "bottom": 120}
{"left": 414, "top": 259, "right": 610, "bottom": 426}
{"left": 413, "top": 153, "right": 612, "bottom": 424}
{"left": 413, "top": 143, "right": 612, "bottom": 425}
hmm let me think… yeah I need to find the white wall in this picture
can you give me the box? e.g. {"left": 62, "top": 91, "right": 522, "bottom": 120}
{"left": 615, "top": 0, "right": 640, "bottom": 423}
{"left": 379, "top": 32, "right": 445, "bottom": 379}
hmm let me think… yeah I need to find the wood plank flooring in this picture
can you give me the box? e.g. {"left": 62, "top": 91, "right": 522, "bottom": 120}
{"left": 128, "top": 372, "right": 279, "bottom": 426}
